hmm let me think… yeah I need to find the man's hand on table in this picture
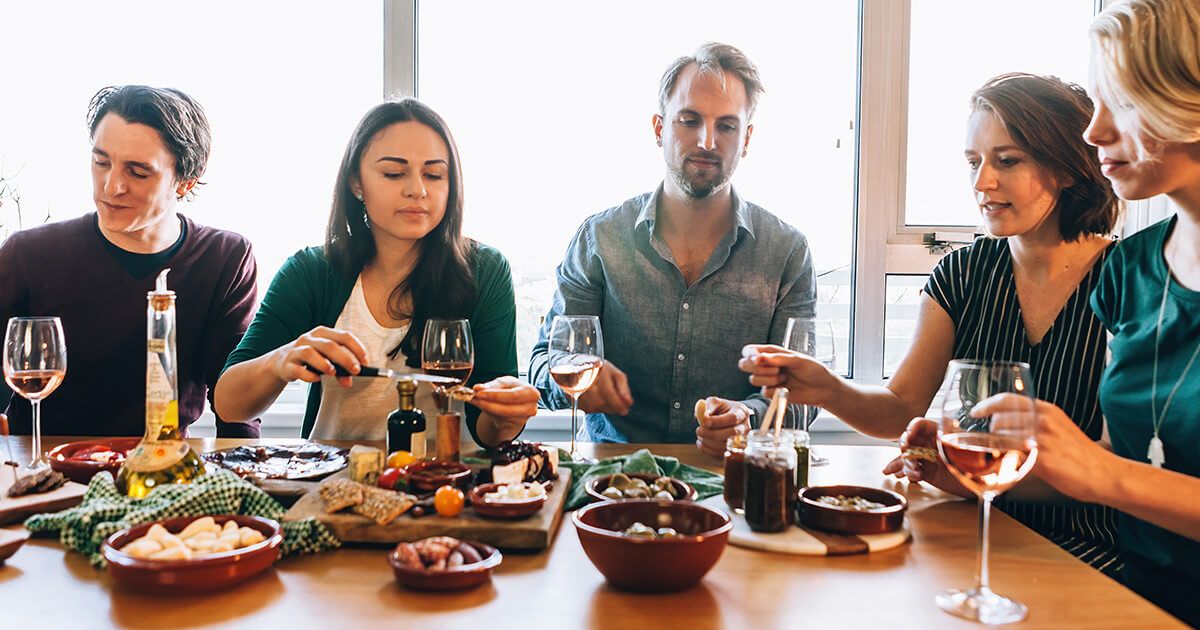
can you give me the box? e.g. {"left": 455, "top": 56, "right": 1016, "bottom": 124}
{"left": 576, "top": 360, "right": 634, "bottom": 416}
{"left": 694, "top": 397, "right": 751, "bottom": 458}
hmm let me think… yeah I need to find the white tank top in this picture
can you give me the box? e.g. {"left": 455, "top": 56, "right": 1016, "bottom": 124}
{"left": 310, "top": 276, "right": 439, "bottom": 442}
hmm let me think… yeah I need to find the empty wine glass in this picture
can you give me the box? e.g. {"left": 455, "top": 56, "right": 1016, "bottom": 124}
{"left": 782, "top": 317, "right": 836, "bottom": 466}
{"left": 4, "top": 317, "right": 68, "bottom": 470}
{"left": 421, "top": 319, "right": 474, "bottom": 413}
{"left": 547, "top": 316, "right": 604, "bottom": 461}
{"left": 935, "top": 360, "right": 1039, "bottom": 625}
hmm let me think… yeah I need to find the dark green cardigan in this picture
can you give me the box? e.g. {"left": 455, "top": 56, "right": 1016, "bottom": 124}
{"left": 222, "top": 242, "right": 518, "bottom": 443}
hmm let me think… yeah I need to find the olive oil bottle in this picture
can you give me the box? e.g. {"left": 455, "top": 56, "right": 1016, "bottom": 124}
{"left": 116, "top": 269, "right": 205, "bottom": 498}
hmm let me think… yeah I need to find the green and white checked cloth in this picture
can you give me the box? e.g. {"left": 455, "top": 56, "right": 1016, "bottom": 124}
{"left": 25, "top": 467, "right": 340, "bottom": 567}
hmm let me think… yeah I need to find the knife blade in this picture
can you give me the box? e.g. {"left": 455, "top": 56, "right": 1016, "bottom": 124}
{"left": 303, "top": 363, "right": 460, "bottom": 385}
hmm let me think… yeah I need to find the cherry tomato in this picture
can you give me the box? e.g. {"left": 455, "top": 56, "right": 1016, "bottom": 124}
{"left": 378, "top": 467, "right": 404, "bottom": 490}
{"left": 387, "top": 450, "right": 416, "bottom": 469}
{"left": 434, "top": 485, "right": 465, "bottom": 517}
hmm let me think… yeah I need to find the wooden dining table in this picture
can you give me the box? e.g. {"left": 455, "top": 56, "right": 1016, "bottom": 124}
{"left": 0, "top": 436, "right": 1183, "bottom": 628}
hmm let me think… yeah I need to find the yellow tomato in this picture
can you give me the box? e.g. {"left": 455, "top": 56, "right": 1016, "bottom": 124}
{"left": 387, "top": 450, "right": 416, "bottom": 469}
{"left": 434, "top": 485, "right": 465, "bottom": 517}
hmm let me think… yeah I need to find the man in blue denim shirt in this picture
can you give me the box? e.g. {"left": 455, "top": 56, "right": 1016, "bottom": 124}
{"left": 529, "top": 42, "right": 816, "bottom": 455}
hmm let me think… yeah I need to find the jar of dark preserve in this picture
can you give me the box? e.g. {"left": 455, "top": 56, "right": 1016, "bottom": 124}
{"left": 742, "top": 430, "right": 797, "bottom": 533}
{"left": 723, "top": 432, "right": 748, "bottom": 512}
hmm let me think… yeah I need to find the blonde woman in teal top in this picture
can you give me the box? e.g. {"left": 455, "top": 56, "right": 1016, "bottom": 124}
{"left": 215, "top": 100, "right": 539, "bottom": 448}
{"left": 969, "top": 1, "right": 1200, "bottom": 624}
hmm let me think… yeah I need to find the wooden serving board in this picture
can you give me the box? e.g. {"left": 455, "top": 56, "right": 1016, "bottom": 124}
{"left": 700, "top": 495, "right": 910, "bottom": 556}
{"left": 283, "top": 469, "right": 570, "bottom": 551}
{"left": 0, "top": 472, "right": 87, "bottom": 526}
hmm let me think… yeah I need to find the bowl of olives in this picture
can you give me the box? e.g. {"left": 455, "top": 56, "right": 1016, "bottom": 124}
{"left": 572, "top": 499, "right": 731, "bottom": 592}
{"left": 585, "top": 472, "right": 697, "bottom": 503}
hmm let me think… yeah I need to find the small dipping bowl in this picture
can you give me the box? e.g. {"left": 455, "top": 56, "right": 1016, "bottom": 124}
{"left": 388, "top": 540, "right": 502, "bottom": 591}
{"left": 585, "top": 473, "right": 697, "bottom": 503}
{"left": 573, "top": 499, "right": 731, "bottom": 593}
{"left": 404, "top": 461, "right": 473, "bottom": 493}
{"left": 101, "top": 515, "right": 283, "bottom": 594}
{"left": 48, "top": 437, "right": 141, "bottom": 484}
{"left": 798, "top": 485, "right": 907, "bottom": 535}
{"left": 468, "top": 482, "right": 548, "bottom": 519}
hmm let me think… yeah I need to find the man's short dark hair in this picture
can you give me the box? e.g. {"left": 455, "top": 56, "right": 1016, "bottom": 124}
{"left": 86, "top": 85, "right": 212, "bottom": 189}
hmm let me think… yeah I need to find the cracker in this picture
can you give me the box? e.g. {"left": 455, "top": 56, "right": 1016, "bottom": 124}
{"left": 319, "top": 478, "right": 364, "bottom": 513}
{"left": 904, "top": 446, "right": 939, "bottom": 462}
{"left": 352, "top": 486, "right": 416, "bottom": 526}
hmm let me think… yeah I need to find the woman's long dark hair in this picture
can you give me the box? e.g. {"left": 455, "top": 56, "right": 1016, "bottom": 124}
{"left": 325, "top": 99, "right": 475, "bottom": 367}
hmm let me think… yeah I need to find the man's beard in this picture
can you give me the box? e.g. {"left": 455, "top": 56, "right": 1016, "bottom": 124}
{"left": 669, "top": 159, "right": 732, "bottom": 200}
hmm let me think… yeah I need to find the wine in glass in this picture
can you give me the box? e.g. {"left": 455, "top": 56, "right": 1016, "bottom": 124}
{"left": 3, "top": 317, "right": 67, "bottom": 470}
{"left": 421, "top": 319, "right": 474, "bottom": 412}
{"left": 782, "top": 317, "right": 837, "bottom": 466}
{"left": 935, "top": 359, "right": 1039, "bottom": 625}
{"left": 547, "top": 316, "right": 604, "bottom": 461}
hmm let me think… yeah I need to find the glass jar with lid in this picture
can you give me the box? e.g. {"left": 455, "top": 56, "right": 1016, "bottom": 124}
{"left": 742, "top": 430, "right": 797, "bottom": 533}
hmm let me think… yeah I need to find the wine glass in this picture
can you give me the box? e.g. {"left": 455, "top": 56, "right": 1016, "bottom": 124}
{"left": 935, "top": 359, "right": 1039, "bottom": 625}
{"left": 547, "top": 316, "right": 604, "bottom": 461}
{"left": 782, "top": 317, "right": 836, "bottom": 466}
{"left": 3, "top": 317, "right": 67, "bottom": 470}
{"left": 421, "top": 319, "right": 474, "bottom": 412}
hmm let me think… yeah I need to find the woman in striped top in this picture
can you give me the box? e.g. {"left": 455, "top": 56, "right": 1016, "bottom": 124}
{"left": 741, "top": 73, "right": 1123, "bottom": 573}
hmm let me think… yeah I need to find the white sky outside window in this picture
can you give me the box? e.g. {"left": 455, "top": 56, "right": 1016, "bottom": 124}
{"left": 419, "top": 1, "right": 859, "bottom": 366}
{"left": 903, "top": 0, "right": 1094, "bottom": 227}
{"left": 0, "top": 1, "right": 382, "bottom": 291}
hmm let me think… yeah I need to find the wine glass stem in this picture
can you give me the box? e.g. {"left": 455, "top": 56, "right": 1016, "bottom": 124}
{"left": 569, "top": 395, "right": 578, "bottom": 457}
{"left": 31, "top": 399, "right": 43, "bottom": 468}
{"left": 976, "top": 492, "right": 994, "bottom": 592}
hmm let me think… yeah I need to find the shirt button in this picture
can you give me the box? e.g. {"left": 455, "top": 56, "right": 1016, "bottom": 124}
{"left": 682, "top": 303, "right": 690, "bottom": 310}
{"left": 673, "top": 401, "right": 682, "bottom": 410}
{"left": 677, "top": 353, "right": 685, "bottom": 361}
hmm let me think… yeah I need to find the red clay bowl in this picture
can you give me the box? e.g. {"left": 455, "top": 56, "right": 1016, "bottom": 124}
{"left": 468, "top": 482, "right": 548, "bottom": 519}
{"left": 798, "top": 485, "right": 907, "bottom": 535}
{"left": 101, "top": 515, "right": 283, "bottom": 594}
{"left": 585, "top": 473, "right": 697, "bottom": 503}
{"left": 388, "top": 540, "right": 502, "bottom": 591}
{"left": 404, "top": 461, "right": 473, "bottom": 493}
{"left": 48, "top": 437, "right": 141, "bottom": 484}
{"left": 573, "top": 499, "right": 731, "bottom": 593}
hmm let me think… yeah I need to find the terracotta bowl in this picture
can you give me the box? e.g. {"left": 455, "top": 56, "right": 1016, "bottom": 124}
{"left": 573, "top": 499, "right": 731, "bottom": 593}
{"left": 468, "top": 482, "right": 547, "bottom": 519}
{"left": 585, "top": 473, "right": 697, "bottom": 503}
{"left": 101, "top": 515, "right": 283, "bottom": 594}
{"left": 798, "top": 485, "right": 907, "bottom": 535}
{"left": 388, "top": 540, "right": 502, "bottom": 591}
{"left": 405, "top": 461, "right": 473, "bottom": 493}
{"left": 48, "top": 437, "right": 141, "bottom": 484}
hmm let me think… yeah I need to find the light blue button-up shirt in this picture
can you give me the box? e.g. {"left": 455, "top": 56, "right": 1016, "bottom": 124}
{"left": 529, "top": 185, "right": 816, "bottom": 443}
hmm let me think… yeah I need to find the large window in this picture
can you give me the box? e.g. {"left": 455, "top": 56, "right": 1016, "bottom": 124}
{"left": 903, "top": 0, "right": 1095, "bottom": 227}
{"left": 0, "top": 1, "right": 382, "bottom": 287}
{"left": 418, "top": 1, "right": 859, "bottom": 372}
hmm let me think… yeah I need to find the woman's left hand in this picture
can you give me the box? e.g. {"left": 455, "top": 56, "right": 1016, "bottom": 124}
{"left": 471, "top": 376, "right": 540, "bottom": 435}
{"left": 972, "top": 394, "right": 1115, "bottom": 503}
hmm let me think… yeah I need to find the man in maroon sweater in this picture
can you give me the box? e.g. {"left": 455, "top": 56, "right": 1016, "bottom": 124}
{"left": 0, "top": 85, "right": 260, "bottom": 438}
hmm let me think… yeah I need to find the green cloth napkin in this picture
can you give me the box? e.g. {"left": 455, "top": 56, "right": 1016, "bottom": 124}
{"left": 559, "top": 448, "right": 724, "bottom": 511}
{"left": 25, "top": 467, "right": 340, "bottom": 567}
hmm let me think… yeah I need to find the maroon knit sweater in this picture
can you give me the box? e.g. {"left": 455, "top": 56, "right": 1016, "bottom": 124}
{"left": 0, "top": 213, "right": 260, "bottom": 437}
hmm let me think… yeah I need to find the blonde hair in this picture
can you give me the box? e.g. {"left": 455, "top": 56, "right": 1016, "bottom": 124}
{"left": 1090, "top": 0, "right": 1200, "bottom": 145}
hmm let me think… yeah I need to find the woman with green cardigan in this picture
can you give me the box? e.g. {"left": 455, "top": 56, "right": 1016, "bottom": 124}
{"left": 214, "top": 99, "right": 538, "bottom": 447}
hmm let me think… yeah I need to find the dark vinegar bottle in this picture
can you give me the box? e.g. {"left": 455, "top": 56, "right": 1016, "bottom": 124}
{"left": 387, "top": 378, "right": 426, "bottom": 458}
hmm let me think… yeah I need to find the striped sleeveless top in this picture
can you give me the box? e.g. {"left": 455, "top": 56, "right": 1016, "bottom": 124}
{"left": 924, "top": 236, "right": 1121, "bottom": 576}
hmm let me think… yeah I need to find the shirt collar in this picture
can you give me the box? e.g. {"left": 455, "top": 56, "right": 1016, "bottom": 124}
{"left": 635, "top": 184, "right": 757, "bottom": 240}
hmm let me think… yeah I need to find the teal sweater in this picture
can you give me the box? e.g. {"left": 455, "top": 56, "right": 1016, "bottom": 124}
{"left": 222, "top": 242, "right": 518, "bottom": 444}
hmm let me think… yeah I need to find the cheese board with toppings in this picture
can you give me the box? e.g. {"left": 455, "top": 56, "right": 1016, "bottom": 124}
{"left": 282, "top": 441, "right": 570, "bottom": 550}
